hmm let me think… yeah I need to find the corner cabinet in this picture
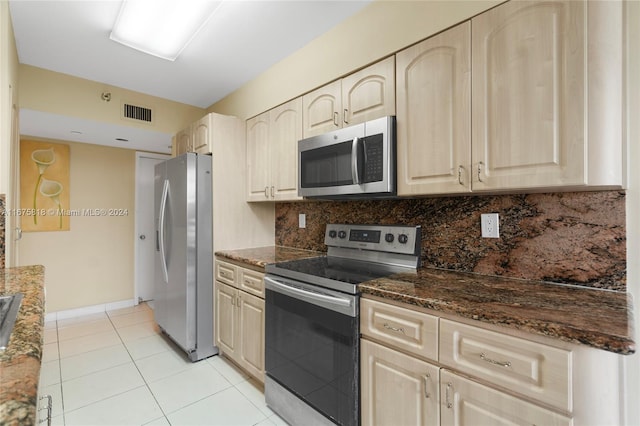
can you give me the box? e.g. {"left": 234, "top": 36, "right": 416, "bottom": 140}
{"left": 302, "top": 56, "right": 396, "bottom": 138}
{"left": 360, "top": 296, "right": 624, "bottom": 426}
{"left": 397, "top": 0, "right": 625, "bottom": 196}
{"left": 246, "top": 98, "right": 302, "bottom": 202}
{"left": 214, "top": 258, "right": 265, "bottom": 383}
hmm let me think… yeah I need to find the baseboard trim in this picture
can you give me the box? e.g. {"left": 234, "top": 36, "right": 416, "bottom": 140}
{"left": 45, "top": 299, "right": 136, "bottom": 322}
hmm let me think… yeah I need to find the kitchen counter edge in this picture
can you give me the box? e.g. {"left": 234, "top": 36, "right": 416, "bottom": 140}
{"left": 0, "top": 265, "right": 45, "bottom": 426}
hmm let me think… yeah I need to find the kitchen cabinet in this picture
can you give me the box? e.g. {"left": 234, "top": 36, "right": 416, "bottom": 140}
{"left": 361, "top": 296, "right": 624, "bottom": 425}
{"left": 173, "top": 113, "right": 239, "bottom": 156}
{"left": 246, "top": 98, "right": 302, "bottom": 202}
{"left": 439, "top": 370, "right": 571, "bottom": 426}
{"left": 214, "top": 258, "right": 265, "bottom": 382}
{"left": 302, "top": 56, "right": 395, "bottom": 138}
{"left": 397, "top": 0, "right": 624, "bottom": 196}
{"left": 361, "top": 339, "right": 440, "bottom": 426}
{"left": 396, "top": 22, "right": 471, "bottom": 195}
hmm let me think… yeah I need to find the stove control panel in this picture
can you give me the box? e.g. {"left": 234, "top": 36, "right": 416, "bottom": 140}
{"left": 325, "top": 224, "right": 421, "bottom": 255}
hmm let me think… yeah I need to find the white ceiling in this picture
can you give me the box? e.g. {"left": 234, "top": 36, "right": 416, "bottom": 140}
{"left": 9, "top": 0, "right": 370, "bottom": 153}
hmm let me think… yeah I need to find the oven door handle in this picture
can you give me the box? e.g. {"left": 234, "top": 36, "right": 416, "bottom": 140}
{"left": 264, "top": 276, "right": 355, "bottom": 316}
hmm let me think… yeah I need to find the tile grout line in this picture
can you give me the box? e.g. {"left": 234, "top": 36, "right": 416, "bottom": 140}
{"left": 107, "top": 306, "right": 173, "bottom": 425}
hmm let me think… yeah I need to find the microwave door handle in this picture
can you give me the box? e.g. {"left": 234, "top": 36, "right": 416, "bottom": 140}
{"left": 351, "top": 136, "right": 361, "bottom": 185}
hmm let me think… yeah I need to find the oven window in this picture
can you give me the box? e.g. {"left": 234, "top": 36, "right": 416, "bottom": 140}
{"left": 266, "top": 289, "right": 359, "bottom": 426}
{"left": 300, "top": 140, "right": 355, "bottom": 188}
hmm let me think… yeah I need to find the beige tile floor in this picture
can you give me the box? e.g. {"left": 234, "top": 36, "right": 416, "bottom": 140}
{"left": 38, "top": 303, "right": 287, "bottom": 426}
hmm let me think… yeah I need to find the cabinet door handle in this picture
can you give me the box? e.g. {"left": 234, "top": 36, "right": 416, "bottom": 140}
{"left": 480, "top": 352, "right": 512, "bottom": 368}
{"left": 343, "top": 109, "right": 349, "bottom": 124}
{"left": 477, "top": 162, "right": 484, "bottom": 183}
{"left": 231, "top": 295, "right": 235, "bottom": 307}
{"left": 423, "top": 373, "right": 431, "bottom": 399}
{"left": 264, "top": 186, "right": 269, "bottom": 198}
{"left": 383, "top": 322, "right": 405, "bottom": 334}
{"left": 458, "top": 165, "right": 464, "bottom": 186}
{"left": 333, "top": 111, "right": 339, "bottom": 127}
{"left": 445, "top": 382, "right": 453, "bottom": 409}
{"left": 270, "top": 186, "right": 274, "bottom": 198}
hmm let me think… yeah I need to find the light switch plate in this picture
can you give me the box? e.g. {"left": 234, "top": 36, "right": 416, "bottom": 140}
{"left": 481, "top": 213, "right": 500, "bottom": 238}
{"left": 298, "top": 213, "right": 306, "bottom": 229}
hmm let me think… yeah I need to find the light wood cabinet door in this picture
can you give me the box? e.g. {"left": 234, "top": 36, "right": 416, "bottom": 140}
{"left": 440, "top": 370, "right": 572, "bottom": 426}
{"left": 471, "top": 0, "right": 586, "bottom": 190}
{"left": 174, "top": 126, "right": 193, "bottom": 156}
{"left": 246, "top": 112, "right": 271, "bottom": 201}
{"left": 269, "top": 98, "right": 303, "bottom": 201}
{"left": 302, "top": 57, "right": 396, "bottom": 138}
{"left": 361, "top": 339, "right": 440, "bottom": 426}
{"left": 192, "top": 114, "right": 212, "bottom": 154}
{"left": 302, "top": 80, "right": 342, "bottom": 138}
{"left": 237, "top": 290, "right": 265, "bottom": 382}
{"left": 396, "top": 22, "right": 471, "bottom": 196}
{"left": 215, "top": 281, "right": 237, "bottom": 358}
{"left": 342, "top": 56, "right": 396, "bottom": 127}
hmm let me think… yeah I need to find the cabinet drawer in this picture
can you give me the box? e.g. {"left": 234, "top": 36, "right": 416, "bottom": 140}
{"left": 239, "top": 268, "right": 265, "bottom": 298}
{"left": 440, "top": 369, "right": 572, "bottom": 426}
{"left": 361, "top": 298, "right": 439, "bottom": 362}
{"left": 215, "top": 260, "right": 237, "bottom": 286}
{"left": 439, "top": 319, "right": 572, "bottom": 412}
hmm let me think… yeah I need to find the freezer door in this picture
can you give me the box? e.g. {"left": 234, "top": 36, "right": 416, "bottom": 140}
{"left": 155, "top": 153, "right": 197, "bottom": 352}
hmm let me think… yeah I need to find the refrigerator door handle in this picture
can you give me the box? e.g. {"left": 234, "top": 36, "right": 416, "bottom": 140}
{"left": 158, "top": 179, "right": 170, "bottom": 283}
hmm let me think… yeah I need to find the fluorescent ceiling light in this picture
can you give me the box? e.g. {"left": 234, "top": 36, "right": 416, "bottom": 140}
{"left": 110, "top": 0, "right": 222, "bottom": 61}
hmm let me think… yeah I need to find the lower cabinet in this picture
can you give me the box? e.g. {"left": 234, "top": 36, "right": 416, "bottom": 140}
{"left": 360, "top": 296, "right": 623, "bottom": 425}
{"left": 440, "top": 370, "right": 571, "bottom": 426}
{"left": 214, "top": 259, "right": 265, "bottom": 383}
{"left": 361, "top": 339, "right": 440, "bottom": 426}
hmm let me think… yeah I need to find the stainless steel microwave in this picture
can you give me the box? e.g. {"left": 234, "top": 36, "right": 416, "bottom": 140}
{"left": 298, "top": 115, "right": 396, "bottom": 199}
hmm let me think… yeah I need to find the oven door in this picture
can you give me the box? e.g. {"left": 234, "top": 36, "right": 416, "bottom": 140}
{"left": 264, "top": 275, "right": 359, "bottom": 426}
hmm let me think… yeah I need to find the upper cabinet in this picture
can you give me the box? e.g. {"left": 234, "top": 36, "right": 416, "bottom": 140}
{"left": 397, "top": 0, "right": 624, "bottom": 196}
{"left": 302, "top": 56, "right": 396, "bottom": 138}
{"left": 246, "top": 98, "right": 303, "bottom": 202}
{"left": 173, "top": 113, "right": 239, "bottom": 156}
{"left": 396, "top": 22, "right": 471, "bottom": 195}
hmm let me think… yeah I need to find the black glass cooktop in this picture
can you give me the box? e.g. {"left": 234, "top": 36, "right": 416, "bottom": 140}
{"left": 266, "top": 256, "right": 410, "bottom": 294}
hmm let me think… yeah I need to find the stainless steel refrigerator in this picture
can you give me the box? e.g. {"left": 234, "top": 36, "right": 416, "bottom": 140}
{"left": 154, "top": 152, "right": 217, "bottom": 362}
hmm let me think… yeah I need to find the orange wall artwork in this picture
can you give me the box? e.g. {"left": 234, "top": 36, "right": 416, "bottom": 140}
{"left": 20, "top": 140, "right": 71, "bottom": 232}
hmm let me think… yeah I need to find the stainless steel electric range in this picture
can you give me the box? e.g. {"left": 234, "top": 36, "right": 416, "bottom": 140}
{"left": 264, "top": 223, "right": 421, "bottom": 426}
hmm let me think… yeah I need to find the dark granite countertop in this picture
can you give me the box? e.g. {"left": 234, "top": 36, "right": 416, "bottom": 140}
{"left": 216, "top": 246, "right": 634, "bottom": 355}
{"left": 360, "top": 267, "right": 635, "bottom": 355}
{"left": 215, "top": 246, "right": 324, "bottom": 270}
{"left": 0, "top": 265, "right": 45, "bottom": 426}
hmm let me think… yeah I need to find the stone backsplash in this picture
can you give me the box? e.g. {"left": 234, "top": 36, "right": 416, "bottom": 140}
{"left": 0, "top": 194, "right": 5, "bottom": 268}
{"left": 275, "top": 191, "right": 626, "bottom": 292}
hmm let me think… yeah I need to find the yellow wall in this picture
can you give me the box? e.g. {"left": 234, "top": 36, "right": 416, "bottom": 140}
{"left": 209, "top": 0, "right": 502, "bottom": 119}
{"left": 18, "top": 139, "right": 136, "bottom": 312}
{"left": 19, "top": 65, "right": 206, "bottom": 136}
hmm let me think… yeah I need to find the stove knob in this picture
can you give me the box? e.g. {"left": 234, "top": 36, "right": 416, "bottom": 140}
{"left": 338, "top": 230, "right": 347, "bottom": 239}
{"left": 398, "top": 234, "right": 409, "bottom": 244}
{"left": 384, "top": 233, "right": 394, "bottom": 243}
{"left": 328, "top": 230, "right": 337, "bottom": 238}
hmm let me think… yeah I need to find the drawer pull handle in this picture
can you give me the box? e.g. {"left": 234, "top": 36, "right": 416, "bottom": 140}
{"left": 445, "top": 382, "right": 453, "bottom": 409}
{"left": 480, "top": 352, "right": 512, "bottom": 368}
{"left": 458, "top": 165, "right": 464, "bottom": 185}
{"left": 423, "top": 373, "right": 431, "bottom": 399}
{"left": 383, "top": 323, "right": 405, "bottom": 334}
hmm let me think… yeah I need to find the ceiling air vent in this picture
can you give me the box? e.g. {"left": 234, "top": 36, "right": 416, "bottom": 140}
{"left": 123, "top": 103, "right": 153, "bottom": 123}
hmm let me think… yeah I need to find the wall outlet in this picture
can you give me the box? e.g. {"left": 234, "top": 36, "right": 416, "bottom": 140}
{"left": 481, "top": 213, "right": 500, "bottom": 238}
{"left": 298, "top": 213, "right": 306, "bottom": 229}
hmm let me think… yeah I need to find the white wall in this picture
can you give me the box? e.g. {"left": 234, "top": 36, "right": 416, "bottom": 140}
{"left": 624, "top": 2, "right": 639, "bottom": 424}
